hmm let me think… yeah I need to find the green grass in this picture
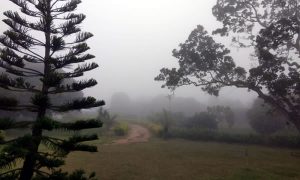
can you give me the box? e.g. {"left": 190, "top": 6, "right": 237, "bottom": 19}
{"left": 64, "top": 138, "right": 300, "bottom": 180}
{"left": 2, "top": 124, "right": 300, "bottom": 179}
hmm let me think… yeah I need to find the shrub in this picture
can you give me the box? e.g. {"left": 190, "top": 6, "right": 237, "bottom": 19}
{"left": 183, "top": 112, "right": 218, "bottom": 130}
{"left": 147, "top": 109, "right": 173, "bottom": 139}
{"left": 145, "top": 122, "right": 163, "bottom": 137}
{"left": 168, "top": 128, "right": 300, "bottom": 148}
{"left": 113, "top": 122, "right": 129, "bottom": 136}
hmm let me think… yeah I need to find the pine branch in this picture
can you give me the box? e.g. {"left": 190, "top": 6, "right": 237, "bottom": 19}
{"left": 0, "top": 61, "right": 42, "bottom": 78}
{"left": 9, "top": 0, "right": 42, "bottom": 17}
{"left": 2, "top": 29, "right": 44, "bottom": 59}
{"left": 49, "top": 78, "right": 97, "bottom": 94}
{"left": 62, "top": 144, "right": 97, "bottom": 153}
{"left": 0, "top": 135, "right": 33, "bottom": 169}
{"left": 35, "top": 154, "right": 64, "bottom": 169}
{"left": 2, "top": 18, "right": 45, "bottom": 46}
{"left": 62, "top": 63, "right": 99, "bottom": 78}
{"left": 59, "top": 135, "right": 98, "bottom": 153}
{"left": 0, "top": 63, "right": 40, "bottom": 77}
{"left": 74, "top": 32, "right": 93, "bottom": 43}
{"left": 54, "top": 54, "right": 95, "bottom": 69}
{"left": 0, "top": 35, "right": 44, "bottom": 61}
{"left": 52, "top": 97, "right": 105, "bottom": 112}
{"left": 0, "top": 73, "right": 39, "bottom": 92}
{"left": 68, "top": 134, "right": 98, "bottom": 144}
{"left": 0, "top": 168, "right": 22, "bottom": 178}
{"left": 0, "top": 118, "right": 33, "bottom": 130}
{"left": 59, "top": 120, "right": 103, "bottom": 131}
{"left": 52, "top": 0, "right": 81, "bottom": 13}
{"left": 0, "top": 97, "right": 18, "bottom": 109}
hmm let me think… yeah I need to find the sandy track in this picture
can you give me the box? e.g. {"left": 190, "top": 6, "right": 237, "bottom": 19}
{"left": 113, "top": 124, "right": 151, "bottom": 145}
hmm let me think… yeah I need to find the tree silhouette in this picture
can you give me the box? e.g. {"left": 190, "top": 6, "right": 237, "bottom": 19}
{"left": 155, "top": 0, "right": 300, "bottom": 132}
{"left": 0, "top": 0, "right": 104, "bottom": 179}
{"left": 247, "top": 98, "right": 286, "bottom": 135}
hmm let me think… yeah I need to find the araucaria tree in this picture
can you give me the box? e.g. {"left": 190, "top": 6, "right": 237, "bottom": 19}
{"left": 0, "top": 0, "right": 104, "bottom": 179}
{"left": 155, "top": 0, "right": 300, "bottom": 132}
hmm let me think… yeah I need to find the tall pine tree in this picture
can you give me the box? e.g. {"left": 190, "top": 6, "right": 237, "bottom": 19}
{"left": 0, "top": 0, "right": 105, "bottom": 179}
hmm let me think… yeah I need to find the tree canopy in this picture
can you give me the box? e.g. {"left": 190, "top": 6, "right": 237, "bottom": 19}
{"left": 155, "top": 0, "right": 300, "bottom": 132}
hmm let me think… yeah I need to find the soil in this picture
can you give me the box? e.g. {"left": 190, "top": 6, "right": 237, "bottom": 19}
{"left": 113, "top": 124, "right": 151, "bottom": 145}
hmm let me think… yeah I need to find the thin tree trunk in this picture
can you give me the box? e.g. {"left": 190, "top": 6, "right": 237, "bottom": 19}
{"left": 19, "top": 1, "right": 51, "bottom": 179}
{"left": 19, "top": 110, "right": 45, "bottom": 180}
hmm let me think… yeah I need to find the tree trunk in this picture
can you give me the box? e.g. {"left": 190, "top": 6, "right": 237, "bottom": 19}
{"left": 19, "top": 1, "right": 51, "bottom": 178}
{"left": 19, "top": 111, "right": 45, "bottom": 180}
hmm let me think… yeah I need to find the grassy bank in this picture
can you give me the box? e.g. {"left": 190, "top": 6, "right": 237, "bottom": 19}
{"left": 64, "top": 138, "right": 300, "bottom": 180}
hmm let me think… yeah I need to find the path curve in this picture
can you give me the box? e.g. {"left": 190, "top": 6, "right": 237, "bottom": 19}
{"left": 113, "top": 124, "right": 151, "bottom": 145}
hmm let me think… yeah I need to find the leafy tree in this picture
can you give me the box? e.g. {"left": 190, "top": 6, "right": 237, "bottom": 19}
{"left": 155, "top": 0, "right": 300, "bottom": 132}
{"left": 247, "top": 98, "right": 286, "bottom": 135}
{"left": 0, "top": 0, "right": 105, "bottom": 179}
{"left": 207, "top": 105, "right": 235, "bottom": 128}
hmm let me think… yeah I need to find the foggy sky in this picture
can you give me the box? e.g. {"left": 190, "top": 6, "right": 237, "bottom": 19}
{"left": 0, "top": 0, "right": 257, "bottom": 107}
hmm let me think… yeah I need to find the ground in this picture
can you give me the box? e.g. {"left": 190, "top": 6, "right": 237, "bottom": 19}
{"left": 63, "top": 124, "right": 300, "bottom": 180}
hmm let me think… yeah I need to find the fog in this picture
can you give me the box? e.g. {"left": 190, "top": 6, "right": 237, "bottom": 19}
{"left": 0, "top": 0, "right": 257, "bottom": 107}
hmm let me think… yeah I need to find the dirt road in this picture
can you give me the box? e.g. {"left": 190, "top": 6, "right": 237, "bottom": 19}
{"left": 113, "top": 124, "right": 151, "bottom": 145}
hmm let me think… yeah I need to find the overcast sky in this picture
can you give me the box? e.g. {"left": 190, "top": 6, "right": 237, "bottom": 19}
{"left": 0, "top": 0, "right": 257, "bottom": 106}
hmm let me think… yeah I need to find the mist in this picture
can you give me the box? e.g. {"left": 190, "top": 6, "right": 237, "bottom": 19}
{"left": 0, "top": 0, "right": 257, "bottom": 107}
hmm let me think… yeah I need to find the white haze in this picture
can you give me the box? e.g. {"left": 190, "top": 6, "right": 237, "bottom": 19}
{"left": 0, "top": 0, "right": 257, "bottom": 107}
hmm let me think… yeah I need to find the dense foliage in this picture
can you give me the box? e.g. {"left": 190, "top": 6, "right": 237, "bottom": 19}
{"left": 247, "top": 98, "right": 287, "bottom": 135}
{"left": 155, "top": 0, "right": 300, "bottom": 132}
{"left": 183, "top": 112, "right": 218, "bottom": 130}
{"left": 0, "top": 0, "right": 104, "bottom": 179}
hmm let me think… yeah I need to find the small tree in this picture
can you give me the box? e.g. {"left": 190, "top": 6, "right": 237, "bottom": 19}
{"left": 98, "top": 107, "right": 117, "bottom": 130}
{"left": 155, "top": 0, "right": 300, "bottom": 132}
{"left": 0, "top": 0, "right": 104, "bottom": 179}
{"left": 247, "top": 98, "right": 286, "bottom": 135}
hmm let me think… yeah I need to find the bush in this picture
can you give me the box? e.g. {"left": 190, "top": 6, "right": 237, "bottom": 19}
{"left": 183, "top": 112, "right": 218, "bottom": 130}
{"left": 147, "top": 109, "right": 173, "bottom": 139}
{"left": 145, "top": 122, "right": 163, "bottom": 137}
{"left": 113, "top": 122, "right": 129, "bottom": 136}
{"left": 168, "top": 128, "right": 300, "bottom": 148}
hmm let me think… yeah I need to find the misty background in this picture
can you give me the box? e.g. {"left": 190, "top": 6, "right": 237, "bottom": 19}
{"left": 0, "top": 0, "right": 257, "bottom": 122}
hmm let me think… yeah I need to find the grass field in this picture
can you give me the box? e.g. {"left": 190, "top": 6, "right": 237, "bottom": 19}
{"left": 64, "top": 138, "right": 300, "bottom": 180}
{"left": 2, "top": 124, "right": 300, "bottom": 180}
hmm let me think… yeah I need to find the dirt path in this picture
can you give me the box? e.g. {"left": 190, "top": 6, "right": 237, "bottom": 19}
{"left": 113, "top": 124, "right": 151, "bottom": 145}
